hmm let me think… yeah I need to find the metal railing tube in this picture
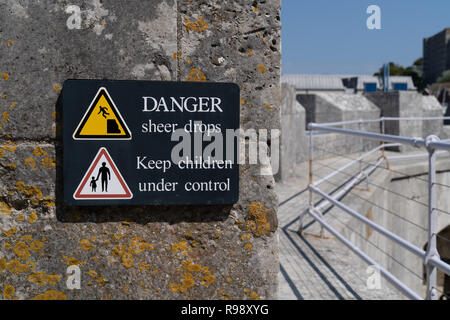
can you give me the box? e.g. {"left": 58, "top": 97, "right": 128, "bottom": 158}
{"left": 308, "top": 123, "right": 426, "bottom": 149}
{"left": 307, "top": 208, "right": 423, "bottom": 300}
{"left": 310, "top": 185, "right": 427, "bottom": 259}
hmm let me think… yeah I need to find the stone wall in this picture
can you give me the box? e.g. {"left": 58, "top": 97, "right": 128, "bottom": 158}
{"left": 276, "top": 83, "right": 306, "bottom": 181}
{"left": 0, "top": 0, "right": 281, "bottom": 300}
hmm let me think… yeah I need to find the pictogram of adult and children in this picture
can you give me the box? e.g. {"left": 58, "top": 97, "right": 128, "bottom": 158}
{"left": 90, "top": 162, "right": 111, "bottom": 192}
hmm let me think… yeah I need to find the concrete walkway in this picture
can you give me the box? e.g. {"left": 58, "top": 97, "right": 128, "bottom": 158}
{"left": 276, "top": 158, "right": 406, "bottom": 300}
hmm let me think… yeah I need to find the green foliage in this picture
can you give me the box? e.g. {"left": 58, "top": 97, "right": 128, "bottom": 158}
{"left": 373, "top": 60, "right": 424, "bottom": 91}
{"left": 437, "top": 70, "right": 450, "bottom": 83}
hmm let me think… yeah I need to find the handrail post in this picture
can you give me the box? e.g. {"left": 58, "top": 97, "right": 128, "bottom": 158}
{"left": 359, "top": 119, "right": 363, "bottom": 173}
{"left": 425, "top": 135, "right": 440, "bottom": 300}
{"left": 300, "top": 128, "right": 314, "bottom": 234}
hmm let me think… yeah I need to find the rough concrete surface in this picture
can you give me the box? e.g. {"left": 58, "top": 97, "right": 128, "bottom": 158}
{"left": 0, "top": 0, "right": 281, "bottom": 300}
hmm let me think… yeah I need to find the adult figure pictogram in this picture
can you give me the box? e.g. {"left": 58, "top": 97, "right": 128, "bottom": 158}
{"left": 98, "top": 106, "right": 110, "bottom": 118}
{"left": 96, "top": 162, "right": 111, "bottom": 192}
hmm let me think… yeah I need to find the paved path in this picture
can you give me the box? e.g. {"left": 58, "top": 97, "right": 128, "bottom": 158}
{"left": 276, "top": 158, "right": 406, "bottom": 300}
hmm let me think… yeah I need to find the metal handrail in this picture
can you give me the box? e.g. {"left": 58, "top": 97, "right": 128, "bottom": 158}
{"left": 304, "top": 120, "right": 450, "bottom": 300}
{"left": 316, "top": 116, "right": 450, "bottom": 127}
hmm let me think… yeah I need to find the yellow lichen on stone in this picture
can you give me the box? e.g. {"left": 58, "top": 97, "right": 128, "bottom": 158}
{"left": 33, "top": 290, "right": 66, "bottom": 300}
{"left": 1, "top": 73, "right": 9, "bottom": 80}
{"left": 30, "top": 240, "right": 44, "bottom": 253}
{"left": 88, "top": 270, "right": 98, "bottom": 278}
{"left": 24, "top": 158, "right": 37, "bottom": 170}
{"left": 52, "top": 84, "right": 62, "bottom": 93}
{"left": 3, "top": 226, "right": 16, "bottom": 237}
{"left": 0, "top": 258, "right": 6, "bottom": 270}
{"left": 7, "top": 259, "right": 31, "bottom": 274}
{"left": 2, "top": 140, "right": 17, "bottom": 151}
{"left": 240, "top": 233, "right": 251, "bottom": 242}
{"left": 182, "top": 260, "right": 202, "bottom": 272}
{"left": 184, "top": 17, "right": 208, "bottom": 32}
{"left": 14, "top": 241, "right": 30, "bottom": 261}
{"left": 22, "top": 235, "right": 32, "bottom": 243}
{"left": 129, "top": 237, "right": 154, "bottom": 255}
{"left": 32, "top": 146, "right": 47, "bottom": 157}
{"left": 3, "top": 284, "right": 15, "bottom": 299}
{"left": 9, "top": 101, "right": 15, "bottom": 110}
{"left": 79, "top": 239, "right": 94, "bottom": 251}
{"left": 246, "top": 49, "right": 254, "bottom": 56}
{"left": 180, "top": 273, "right": 195, "bottom": 292}
{"left": 0, "top": 201, "right": 12, "bottom": 215}
{"left": 171, "top": 241, "right": 188, "bottom": 253}
{"left": 186, "top": 68, "right": 206, "bottom": 82}
{"left": 169, "top": 283, "right": 180, "bottom": 293}
{"left": 173, "top": 51, "right": 183, "bottom": 59}
{"left": 249, "top": 291, "right": 260, "bottom": 300}
{"left": 112, "top": 245, "right": 125, "bottom": 256}
{"left": 4, "top": 242, "right": 11, "bottom": 250}
{"left": 247, "top": 201, "right": 271, "bottom": 237}
{"left": 42, "top": 197, "right": 55, "bottom": 207}
{"left": 6, "top": 40, "right": 14, "bottom": 47}
{"left": 138, "top": 262, "right": 150, "bottom": 271}
{"left": 122, "top": 252, "right": 134, "bottom": 268}
{"left": 6, "top": 163, "right": 16, "bottom": 170}
{"left": 2, "top": 111, "right": 8, "bottom": 122}
{"left": 28, "top": 212, "right": 38, "bottom": 224}
{"left": 257, "top": 64, "right": 267, "bottom": 73}
{"left": 28, "top": 272, "right": 61, "bottom": 287}
{"left": 244, "top": 243, "right": 253, "bottom": 251}
{"left": 41, "top": 157, "right": 56, "bottom": 168}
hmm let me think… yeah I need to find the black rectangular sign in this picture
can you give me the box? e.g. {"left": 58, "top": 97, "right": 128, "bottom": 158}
{"left": 62, "top": 80, "right": 239, "bottom": 206}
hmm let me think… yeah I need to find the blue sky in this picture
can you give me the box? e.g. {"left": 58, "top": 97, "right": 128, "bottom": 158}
{"left": 282, "top": 0, "right": 450, "bottom": 75}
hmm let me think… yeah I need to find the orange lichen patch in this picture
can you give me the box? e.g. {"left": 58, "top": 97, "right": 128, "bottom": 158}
{"left": 51, "top": 112, "right": 58, "bottom": 120}
{"left": 0, "top": 148, "right": 4, "bottom": 158}
{"left": 169, "top": 283, "right": 180, "bottom": 293}
{"left": 9, "top": 101, "right": 15, "bottom": 110}
{"left": 4, "top": 242, "right": 11, "bottom": 250}
{"left": 113, "top": 233, "right": 123, "bottom": 241}
{"left": 88, "top": 270, "right": 98, "bottom": 278}
{"left": 122, "top": 286, "right": 129, "bottom": 293}
{"left": 6, "top": 40, "right": 14, "bottom": 47}
{"left": 7, "top": 259, "right": 31, "bottom": 274}
{"left": 52, "top": 84, "right": 62, "bottom": 93}
{"left": 1, "top": 73, "right": 9, "bottom": 80}
{"left": 226, "top": 276, "right": 233, "bottom": 283}
{"left": 252, "top": 7, "right": 259, "bottom": 12}
{"left": 32, "top": 146, "right": 47, "bottom": 157}
{"left": 33, "top": 290, "right": 66, "bottom": 300}
{"left": 42, "top": 197, "right": 55, "bottom": 207}
{"left": 3, "top": 226, "right": 16, "bottom": 237}
{"left": 2, "top": 111, "right": 8, "bottom": 122}
{"left": 264, "top": 103, "right": 273, "bottom": 111}
{"left": 16, "top": 183, "right": 43, "bottom": 205}
{"left": 201, "top": 272, "right": 215, "bottom": 288}
{"left": 180, "top": 273, "right": 195, "bottom": 292}
{"left": 129, "top": 237, "right": 154, "bottom": 255}
{"left": 30, "top": 240, "right": 44, "bottom": 253}
{"left": 6, "top": 163, "right": 16, "bottom": 170}
{"left": 173, "top": 51, "right": 183, "bottom": 59}
{"left": 138, "top": 262, "right": 150, "bottom": 271}
{"left": 22, "top": 235, "right": 32, "bottom": 243}
{"left": 26, "top": 261, "right": 36, "bottom": 272}
{"left": 152, "top": 268, "right": 158, "bottom": 275}
{"left": 184, "top": 17, "right": 208, "bottom": 33}
{"left": 3, "top": 284, "right": 15, "bottom": 299}
{"left": 244, "top": 243, "right": 253, "bottom": 251}
{"left": 96, "top": 276, "right": 105, "bottom": 285}
{"left": 14, "top": 241, "right": 30, "bottom": 261}
{"left": 0, "top": 258, "right": 6, "bottom": 271}
{"left": 62, "top": 256, "right": 80, "bottom": 266}
{"left": 24, "top": 158, "right": 37, "bottom": 170}
{"left": 0, "top": 201, "right": 12, "bottom": 215}
{"left": 122, "top": 252, "right": 134, "bottom": 268}
{"left": 171, "top": 240, "right": 188, "bottom": 253}
{"left": 240, "top": 233, "right": 251, "bottom": 242}
{"left": 1, "top": 93, "right": 6, "bottom": 99}
{"left": 17, "top": 215, "right": 24, "bottom": 222}
{"left": 41, "top": 157, "right": 56, "bottom": 168}
{"left": 28, "top": 272, "right": 61, "bottom": 287}
{"left": 246, "top": 49, "right": 254, "bottom": 56}
{"left": 182, "top": 260, "right": 202, "bottom": 272}
{"left": 249, "top": 291, "right": 260, "bottom": 300}
{"left": 28, "top": 212, "right": 38, "bottom": 224}
{"left": 2, "top": 140, "right": 17, "bottom": 152}
{"left": 112, "top": 245, "right": 125, "bottom": 257}
{"left": 186, "top": 68, "right": 206, "bottom": 82}
{"left": 257, "top": 64, "right": 267, "bottom": 73}
{"left": 247, "top": 201, "right": 271, "bottom": 237}
{"left": 79, "top": 239, "right": 94, "bottom": 251}
{"left": 186, "top": 58, "right": 192, "bottom": 64}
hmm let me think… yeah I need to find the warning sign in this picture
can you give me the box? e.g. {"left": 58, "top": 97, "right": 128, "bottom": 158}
{"left": 73, "top": 87, "right": 131, "bottom": 140}
{"left": 73, "top": 147, "right": 133, "bottom": 200}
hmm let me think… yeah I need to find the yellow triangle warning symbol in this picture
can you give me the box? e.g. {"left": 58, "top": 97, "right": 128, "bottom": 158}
{"left": 73, "top": 87, "right": 132, "bottom": 140}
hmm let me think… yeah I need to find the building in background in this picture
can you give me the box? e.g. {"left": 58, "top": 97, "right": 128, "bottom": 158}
{"left": 282, "top": 74, "right": 416, "bottom": 94}
{"left": 423, "top": 28, "right": 450, "bottom": 85}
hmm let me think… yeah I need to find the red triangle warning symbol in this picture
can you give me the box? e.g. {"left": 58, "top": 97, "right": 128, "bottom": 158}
{"left": 73, "top": 147, "right": 133, "bottom": 200}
